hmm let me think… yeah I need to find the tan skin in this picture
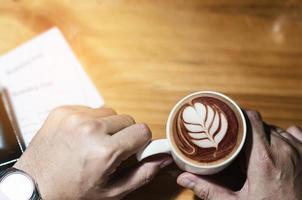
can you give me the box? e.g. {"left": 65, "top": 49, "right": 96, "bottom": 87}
{"left": 14, "top": 107, "right": 301, "bottom": 199}
{"left": 177, "top": 111, "right": 302, "bottom": 200}
{"left": 14, "top": 106, "right": 173, "bottom": 200}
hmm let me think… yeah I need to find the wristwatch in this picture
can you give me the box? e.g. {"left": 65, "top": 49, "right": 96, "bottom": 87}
{"left": 0, "top": 167, "right": 42, "bottom": 200}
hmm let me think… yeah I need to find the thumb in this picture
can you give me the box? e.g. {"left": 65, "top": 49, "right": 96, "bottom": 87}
{"left": 106, "top": 155, "right": 173, "bottom": 198}
{"left": 177, "top": 172, "right": 236, "bottom": 200}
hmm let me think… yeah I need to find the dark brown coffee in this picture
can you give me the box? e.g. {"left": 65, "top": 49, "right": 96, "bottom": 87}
{"left": 171, "top": 95, "right": 243, "bottom": 164}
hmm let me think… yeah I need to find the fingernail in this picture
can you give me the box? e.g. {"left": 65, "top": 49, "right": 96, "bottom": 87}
{"left": 178, "top": 177, "right": 196, "bottom": 189}
{"left": 160, "top": 158, "right": 173, "bottom": 169}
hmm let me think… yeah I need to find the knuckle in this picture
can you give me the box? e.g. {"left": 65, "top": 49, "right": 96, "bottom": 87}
{"left": 79, "top": 120, "right": 105, "bottom": 135}
{"left": 98, "top": 144, "right": 116, "bottom": 160}
{"left": 136, "top": 123, "right": 152, "bottom": 141}
{"left": 281, "top": 143, "right": 295, "bottom": 155}
{"left": 259, "top": 159, "right": 275, "bottom": 174}
{"left": 66, "top": 112, "right": 85, "bottom": 125}
{"left": 287, "top": 125, "right": 301, "bottom": 133}
{"left": 94, "top": 119, "right": 107, "bottom": 132}
{"left": 273, "top": 139, "right": 300, "bottom": 166}
{"left": 195, "top": 186, "right": 210, "bottom": 200}
{"left": 141, "top": 165, "right": 156, "bottom": 185}
{"left": 121, "top": 114, "right": 135, "bottom": 124}
{"left": 256, "top": 151, "right": 276, "bottom": 173}
{"left": 102, "top": 107, "right": 117, "bottom": 115}
{"left": 247, "top": 110, "right": 261, "bottom": 120}
{"left": 105, "top": 189, "right": 120, "bottom": 199}
{"left": 50, "top": 106, "right": 72, "bottom": 116}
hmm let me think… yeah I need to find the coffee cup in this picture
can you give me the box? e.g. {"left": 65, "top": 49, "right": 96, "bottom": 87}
{"left": 137, "top": 91, "right": 246, "bottom": 175}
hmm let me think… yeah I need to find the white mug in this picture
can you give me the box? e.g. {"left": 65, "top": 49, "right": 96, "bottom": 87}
{"left": 137, "top": 91, "right": 247, "bottom": 175}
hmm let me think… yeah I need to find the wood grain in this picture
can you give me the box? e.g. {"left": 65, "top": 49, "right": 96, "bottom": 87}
{"left": 0, "top": 0, "right": 301, "bottom": 199}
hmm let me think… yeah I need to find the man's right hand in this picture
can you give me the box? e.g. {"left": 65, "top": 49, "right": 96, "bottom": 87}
{"left": 14, "top": 106, "right": 172, "bottom": 200}
{"left": 177, "top": 111, "right": 302, "bottom": 200}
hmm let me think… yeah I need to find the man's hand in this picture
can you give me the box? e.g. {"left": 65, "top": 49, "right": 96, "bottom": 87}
{"left": 177, "top": 110, "right": 302, "bottom": 200}
{"left": 14, "top": 106, "right": 172, "bottom": 200}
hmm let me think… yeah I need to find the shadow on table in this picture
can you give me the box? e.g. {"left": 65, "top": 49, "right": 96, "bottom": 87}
{"left": 125, "top": 153, "right": 246, "bottom": 200}
{"left": 125, "top": 163, "right": 183, "bottom": 200}
{"left": 124, "top": 143, "right": 247, "bottom": 200}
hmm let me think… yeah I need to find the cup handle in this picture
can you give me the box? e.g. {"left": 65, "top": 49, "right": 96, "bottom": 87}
{"left": 136, "top": 139, "right": 171, "bottom": 161}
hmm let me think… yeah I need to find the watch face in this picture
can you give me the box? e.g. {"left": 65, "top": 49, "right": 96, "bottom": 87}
{"left": 0, "top": 172, "right": 34, "bottom": 200}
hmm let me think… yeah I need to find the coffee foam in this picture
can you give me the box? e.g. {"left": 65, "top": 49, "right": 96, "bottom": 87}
{"left": 169, "top": 92, "right": 244, "bottom": 166}
{"left": 182, "top": 102, "right": 228, "bottom": 149}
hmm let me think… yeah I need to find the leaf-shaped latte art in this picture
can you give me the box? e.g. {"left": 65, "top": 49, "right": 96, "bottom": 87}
{"left": 182, "top": 102, "right": 228, "bottom": 149}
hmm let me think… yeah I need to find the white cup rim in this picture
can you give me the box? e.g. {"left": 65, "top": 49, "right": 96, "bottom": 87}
{"left": 166, "top": 91, "right": 247, "bottom": 169}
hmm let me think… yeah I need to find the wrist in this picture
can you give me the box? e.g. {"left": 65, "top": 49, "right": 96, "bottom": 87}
{"left": 14, "top": 154, "right": 47, "bottom": 199}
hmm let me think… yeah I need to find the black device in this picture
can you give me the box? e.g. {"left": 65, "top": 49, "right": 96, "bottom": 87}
{"left": 0, "top": 88, "right": 25, "bottom": 170}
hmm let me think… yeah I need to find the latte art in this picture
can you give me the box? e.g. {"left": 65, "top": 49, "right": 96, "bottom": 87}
{"left": 173, "top": 96, "right": 240, "bottom": 163}
{"left": 182, "top": 102, "right": 228, "bottom": 149}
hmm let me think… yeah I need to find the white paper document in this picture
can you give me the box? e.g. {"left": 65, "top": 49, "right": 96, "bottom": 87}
{"left": 0, "top": 28, "right": 104, "bottom": 146}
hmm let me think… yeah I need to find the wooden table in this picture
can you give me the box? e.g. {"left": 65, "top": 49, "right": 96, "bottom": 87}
{"left": 0, "top": 0, "right": 301, "bottom": 199}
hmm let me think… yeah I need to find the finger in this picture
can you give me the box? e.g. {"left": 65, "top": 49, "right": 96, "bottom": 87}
{"left": 270, "top": 132, "right": 301, "bottom": 162}
{"left": 100, "top": 114, "right": 135, "bottom": 135}
{"left": 177, "top": 172, "right": 236, "bottom": 200}
{"left": 279, "top": 131, "right": 301, "bottom": 147}
{"left": 106, "top": 155, "right": 173, "bottom": 199}
{"left": 246, "top": 110, "right": 270, "bottom": 152}
{"left": 112, "top": 123, "right": 152, "bottom": 160}
{"left": 267, "top": 124, "right": 284, "bottom": 134}
{"left": 269, "top": 125, "right": 301, "bottom": 146}
{"left": 287, "top": 126, "right": 302, "bottom": 142}
{"left": 244, "top": 111, "right": 275, "bottom": 178}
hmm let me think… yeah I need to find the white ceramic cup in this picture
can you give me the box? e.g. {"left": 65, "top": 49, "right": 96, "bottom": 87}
{"left": 137, "top": 91, "right": 247, "bottom": 175}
